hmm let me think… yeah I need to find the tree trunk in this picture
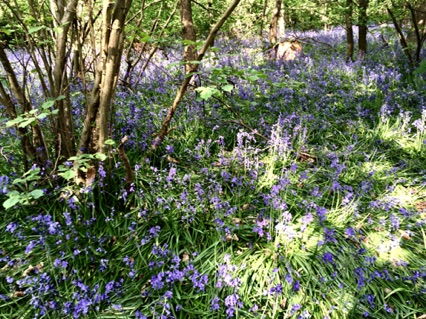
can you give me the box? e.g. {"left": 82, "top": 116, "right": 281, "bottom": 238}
{"left": 260, "top": 0, "right": 268, "bottom": 37}
{"left": 180, "top": 0, "right": 197, "bottom": 75}
{"left": 358, "top": 0, "right": 369, "bottom": 60}
{"left": 152, "top": 0, "right": 241, "bottom": 150}
{"left": 0, "top": 46, "right": 49, "bottom": 165}
{"left": 52, "top": 0, "right": 78, "bottom": 160}
{"left": 407, "top": 1, "right": 426, "bottom": 63}
{"left": 345, "top": 0, "right": 354, "bottom": 62}
{"left": 0, "top": 81, "right": 35, "bottom": 170}
{"left": 387, "top": 6, "right": 413, "bottom": 65}
{"left": 269, "top": 0, "right": 282, "bottom": 44}
{"left": 78, "top": 0, "right": 133, "bottom": 155}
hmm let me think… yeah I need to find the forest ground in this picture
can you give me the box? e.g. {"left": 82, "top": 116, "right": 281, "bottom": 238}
{"left": 1, "top": 27, "right": 426, "bottom": 318}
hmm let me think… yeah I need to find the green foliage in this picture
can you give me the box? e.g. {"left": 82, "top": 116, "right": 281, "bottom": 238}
{"left": 6, "top": 96, "right": 64, "bottom": 129}
{"left": 415, "top": 60, "right": 426, "bottom": 75}
{"left": 2, "top": 167, "right": 44, "bottom": 209}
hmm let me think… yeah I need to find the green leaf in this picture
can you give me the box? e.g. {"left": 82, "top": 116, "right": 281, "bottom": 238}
{"left": 28, "top": 26, "right": 45, "bottom": 34}
{"left": 94, "top": 153, "right": 107, "bottom": 161}
{"left": 221, "top": 84, "right": 234, "bottom": 92}
{"left": 247, "top": 75, "right": 259, "bottom": 81}
{"left": 23, "top": 168, "right": 40, "bottom": 177}
{"left": 1, "top": 28, "right": 15, "bottom": 36}
{"left": 140, "top": 35, "right": 153, "bottom": 43}
{"left": 3, "top": 195, "right": 20, "bottom": 209}
{"left": 414, "top": 60, "right": 426, "bottom": 74}
{"left": 41, "top": 99, "right": 55, "bottom": 109}
{"left": 104, "top": 139, "right": 116, "bottom": 146}
{"left": 29, "top": 189, "right": 44, "bottom": 199}
{"left": 53, "top": 26, "right": 63, "bottom": 34}
{"left": 184, "top": 71, "right": 200, "bottom": 78}
{"left": 167, "top": 62, "right": 180, "bottom": 69}
{"left": 195, "top": 86, "right": 218, "bottom": 100}
{"left": 12, "top": 178, "right": 26, "bottom": 185}
{"left": 18, "top": 118, "right": 35, "bottom": 128}
{"left": 6, "top": 117, "right": 24, "bottom": 128}
{"left": 37, "top": 113, "right": 49, "bottom": 120}
{"left": 59, "top": 170, "right": 75, "bottom": 181}
{"left": 182, "top": 39, "right": 197, "bottom": 45}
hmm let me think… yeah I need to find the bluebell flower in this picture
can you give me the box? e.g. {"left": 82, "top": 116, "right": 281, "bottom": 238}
{"left": 345, "top": 227, "right": 356, "bottom": 238}
{"left": 211, "top": 296, "right": 220, "bottom": 311}
{"left": 269, "top": 283, "right": 283, "bottom": 295}
{"left": 291, "top": 303, "right": 302, "bottom": 315}
{"left": 322, "top": 252, "right": 334, "bottom": 264}
{"left": 292, "top": 280, "right": 301, "bottom": 292}
{"left": 384, "top": 303, "right": 393, "bottom": 313}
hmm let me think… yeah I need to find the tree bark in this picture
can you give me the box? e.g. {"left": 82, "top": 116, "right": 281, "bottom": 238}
{"left": 358, "top": 0, "right": 369, "bottom": 60}
{"left": 181, "top": 0, "right": 197, "bottom": 75}
{"left": 269, "top": 0, "right": 282, "bottom": 44}
{"left": 52, "top": 0, "right": 78, "bottom": 160}
{"left": 78, "top": 0, "right": 133, "bottom": 155}
{"left": 345, "top": 0, "right": 354, "bottom": 62}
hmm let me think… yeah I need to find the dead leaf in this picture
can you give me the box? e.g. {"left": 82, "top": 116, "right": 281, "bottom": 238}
{"left": 166, "top": 155, "right": 180, "bottom": 164}
{"left": 86, "top": 166, "right": 96, "bottom": 187}
{"left": 384, "top": 288, "right": 392, "bottom": 294}
{"left": 232, "top": 218, "right": 242, "bottom": 225}
{"left": 415, "top": 202, "right": 426, "bottom": 213}
{"left": 226, "top": 234, "right": 239, "bottom": 242}
{"left": 22, "top": 265, "right": 35, "bottom": 277}
{"left": 181, "top": 252, "right": 190, "bottom": 262}
{"left": 241, "top": 204, "right": 252, "bottom": 211}
{"left": 398, "top": 230, "right": 411, "bottom": 240}
{"left": 280, "top": 298, "right": 287, "bottom": 309}
{"left": 297, "top": 152, "right": 316, "bottom": 163}
{"left": 12, "top": 291, "right": 25, "bottom": 298}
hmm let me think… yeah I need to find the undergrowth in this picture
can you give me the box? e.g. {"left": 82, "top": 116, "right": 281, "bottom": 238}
{"left": 1, "top": 28, "right": 426, "bottom": 319}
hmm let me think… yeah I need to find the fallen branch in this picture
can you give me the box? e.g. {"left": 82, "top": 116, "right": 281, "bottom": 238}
{"left": 118, "top": 136, "right": 134, "bottom": 187}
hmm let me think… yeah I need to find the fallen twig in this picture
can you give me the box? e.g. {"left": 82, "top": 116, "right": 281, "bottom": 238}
{"left": 118, "top": 136, "right": 134, "bottom": 187}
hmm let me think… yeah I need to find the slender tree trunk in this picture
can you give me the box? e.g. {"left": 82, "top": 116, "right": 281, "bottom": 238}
{"left": 345, "top": 0, "right": 354, "bottom": 62}
{"left": 122, "top": 0, "right": 146, "bottom": 86}
{"left": 269, "top": 0, "right": 282, "bottom": 44}
{"left": 358, "top": 0, "right": 369, "bottom": 60}
{"left": 181, "top": 0, "right": 197, "bottom": 75}
{"left": 387, "top": 6, "right": 413, "bottom": 65}
{"left": 407, "top": 2, "right": 426, "bottom": 63}
{"left": 138, "top": 3, "right": 178, "bottom": 80}
{"left": 152, "top": 0, "right": 241, "bottom": 150}
{"left": 260, "top": 0, "right": 268, "bottom": 37}
{"left": 78, "top": 0, "right": 133, "bottom": 155}
{"left": 52, "top": 0, "right": 78, "bottom": 160}
{"left": 0, "top": 46, "right": 49, "bottom": 164}
{"left": 0, "top": 81, "right": 35, "bottom": 170}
